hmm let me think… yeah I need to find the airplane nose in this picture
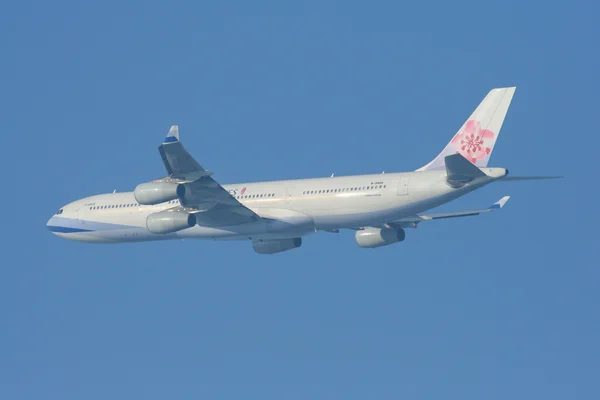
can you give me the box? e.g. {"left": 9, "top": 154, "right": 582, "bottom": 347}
{"left": 48, "top": 207, "right": 66, "bottom": 232}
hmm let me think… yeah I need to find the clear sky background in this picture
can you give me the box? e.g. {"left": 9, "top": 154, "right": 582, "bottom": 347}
{"left": 1, "top": 0, "right": 598, "bottom": 399}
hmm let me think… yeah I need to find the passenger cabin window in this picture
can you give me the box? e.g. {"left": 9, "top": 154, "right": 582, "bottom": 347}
{"left": 300, "top": 183, "right": 388, "bottom": 196}
{"left": 236, "top": 192, "right": 276, "bottom": 200}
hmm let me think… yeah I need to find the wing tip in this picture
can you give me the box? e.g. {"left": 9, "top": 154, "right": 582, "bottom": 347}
{"left": 164, "top": 125, "right": 179, "bottom": 143}
{"left": 489, "top": 196, "right": 511, "bottom": 209}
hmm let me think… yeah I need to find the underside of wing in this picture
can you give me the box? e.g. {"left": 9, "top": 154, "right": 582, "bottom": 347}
{"left": 386, "top": 196, "right": 510, "bottom": 229}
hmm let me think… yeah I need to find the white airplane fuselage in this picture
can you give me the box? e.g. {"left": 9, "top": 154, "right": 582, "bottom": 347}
{"left": 47, "top": 168, "right": 508, "bottom": 244}
{"left": 48, "top": 87, "right": 538, "bottom": 252}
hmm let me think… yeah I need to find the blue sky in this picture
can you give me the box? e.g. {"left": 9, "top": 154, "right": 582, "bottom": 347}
{"left": 2, "top": 0, "right": 598, "bottom": 398}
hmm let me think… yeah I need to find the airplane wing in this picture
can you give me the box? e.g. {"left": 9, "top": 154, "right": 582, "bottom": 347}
{"left": 157, "top": 126, "right": 260, "bottom": 227}
{"left": 385, "top": 196, "right": 510, "bottom": 229}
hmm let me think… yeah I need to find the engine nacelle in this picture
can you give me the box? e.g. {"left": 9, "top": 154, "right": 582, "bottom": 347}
{"left": 146, "top": 211, "right": 196, "bottom": 234}
{"left": 252, "top": 238, "right": 302, "bottom": 254}
{"left": 134, "top": 182, "right": 185, "bottom": 205}
{"left": 355, "top": 227, "right": 405, "bottom": 248}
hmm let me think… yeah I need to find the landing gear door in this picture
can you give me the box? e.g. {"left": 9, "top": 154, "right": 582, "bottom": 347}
{"left": 397, "top": 175, "right": 411, "bottom": 196}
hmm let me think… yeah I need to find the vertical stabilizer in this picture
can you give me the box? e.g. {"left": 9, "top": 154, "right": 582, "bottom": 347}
{"left": 417, "top": 87, "right": 516, "bottom": 171}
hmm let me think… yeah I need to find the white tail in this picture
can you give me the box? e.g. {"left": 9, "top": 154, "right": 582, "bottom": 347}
{"left": 417, "top": 87, "right": 516, "bottom": 171}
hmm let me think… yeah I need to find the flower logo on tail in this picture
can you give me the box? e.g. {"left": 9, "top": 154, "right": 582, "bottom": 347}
{"left": 451, "top": 120, "right": 495, "bottom": 164}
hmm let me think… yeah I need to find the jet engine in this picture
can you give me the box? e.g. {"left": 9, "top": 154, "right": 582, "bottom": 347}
{"left": 252, "top": 238, "right": 302, "bottom": 254}
{"left": 146, "top": 211, "right": 196, "bottom": 234}
{"left": 134, "top": 182, "right": 185, "bottom": 205}
{"left": 355, "top": 227, "right": 405, "bottom": 248}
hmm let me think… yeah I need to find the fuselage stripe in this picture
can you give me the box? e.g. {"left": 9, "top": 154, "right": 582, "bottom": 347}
{"left": 47, "top": 226, "right": 94, "bottom": 233}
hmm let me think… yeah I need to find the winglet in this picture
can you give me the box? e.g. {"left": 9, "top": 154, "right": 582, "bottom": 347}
{"left": 488, "top": 196, "right": 510, "bottom": 209}
{"left": 164, "top": 125, "right": 179, "bottom": 143}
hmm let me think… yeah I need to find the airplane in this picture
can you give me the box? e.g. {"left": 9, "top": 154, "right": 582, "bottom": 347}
{"left": 47, "top": 87, "right": 560, "bottom": 254}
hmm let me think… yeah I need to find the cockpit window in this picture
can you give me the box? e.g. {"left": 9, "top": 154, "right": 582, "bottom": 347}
{"left": 55, "top": 209, "right": 63, "bottom": 215}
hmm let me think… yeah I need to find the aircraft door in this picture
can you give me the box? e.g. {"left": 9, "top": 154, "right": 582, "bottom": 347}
{"left": 285, "top": 188, "right": 294, "bottom": 203}
{"left": 397, "top": 175, "right": 411, "bottom": 196}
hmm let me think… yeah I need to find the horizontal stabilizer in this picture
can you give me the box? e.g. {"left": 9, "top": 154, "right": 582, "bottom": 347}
{"left": 500, "top": 176, "right": 563, "bottom": 181}
{"left": 445, "top": 153, "right": 485, "bottom": 187}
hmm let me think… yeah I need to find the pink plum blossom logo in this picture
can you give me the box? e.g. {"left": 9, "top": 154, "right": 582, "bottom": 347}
{"left": 451, "top": 120, "right": 495, "bottom": 164}
{"left": 240, "top": 187, "right": 247, "bottom": 195}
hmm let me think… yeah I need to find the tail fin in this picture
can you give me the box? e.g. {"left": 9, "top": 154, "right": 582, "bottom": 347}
{"left": 417, "top": 87, "right": 516, "bottom": 171}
